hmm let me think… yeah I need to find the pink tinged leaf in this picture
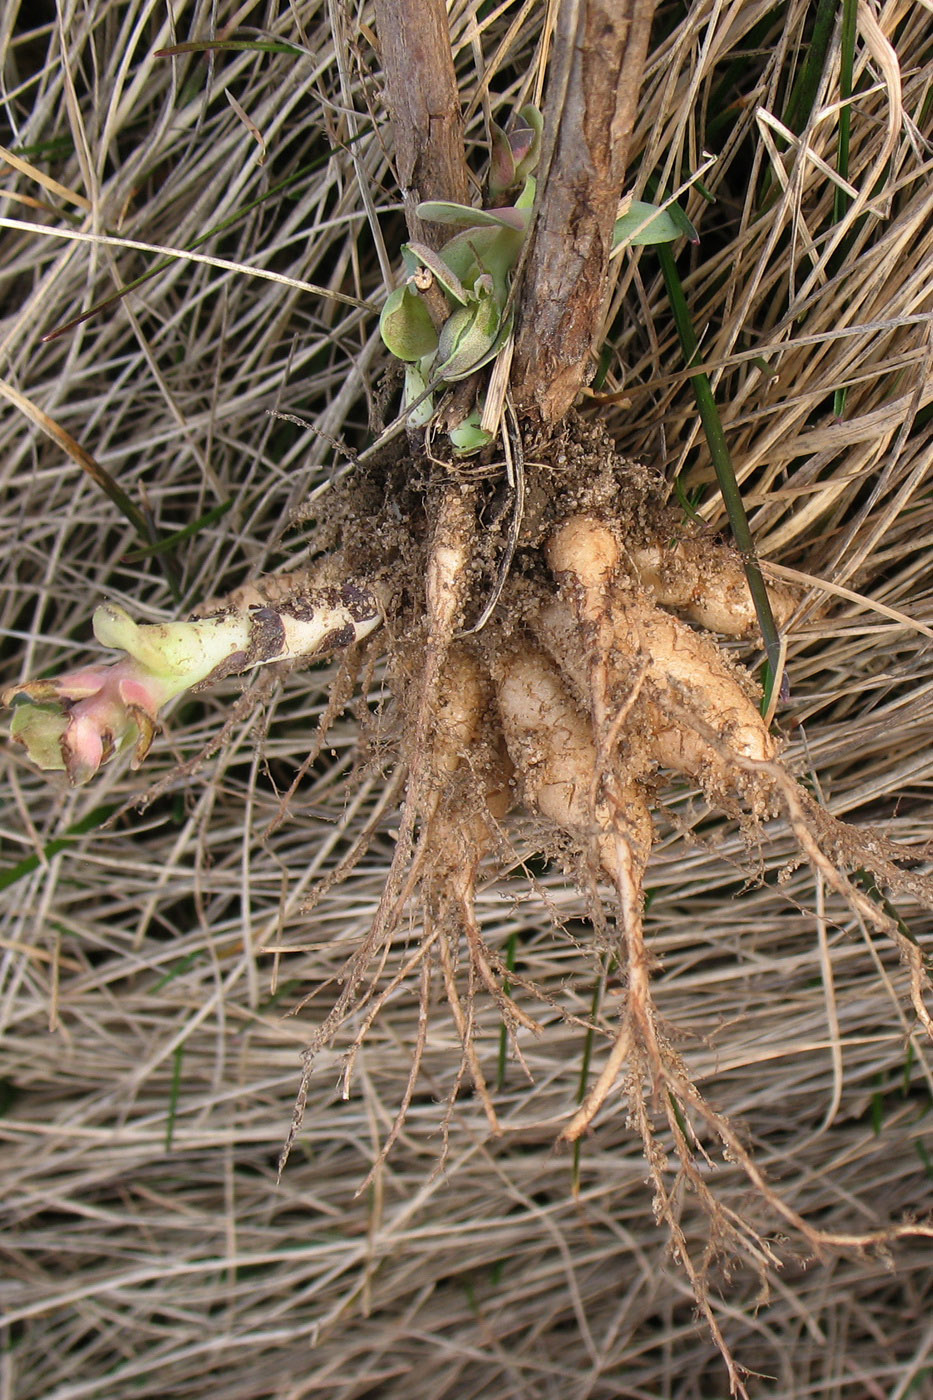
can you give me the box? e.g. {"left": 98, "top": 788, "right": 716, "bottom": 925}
{"left": 488, "top": 122, "right": 516, "bottom": 201}
{"left": 4, "top": 655, "right": 173, "bottom": 785}
{"left": 5, "top": 666, "right": 115, "bottom": 704}
{"left": 116, "top": 665, "right": 178, "bottom": 716}
{"left": 62, "top": 708, "right": 108, "bottom": 786}
{"left": 511, "top": 104, "right": 543, "bottom": 180}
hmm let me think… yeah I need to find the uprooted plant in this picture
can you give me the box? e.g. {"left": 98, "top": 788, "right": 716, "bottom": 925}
{"left": 4, "top": 2, "right": 933, "bottom": 1394}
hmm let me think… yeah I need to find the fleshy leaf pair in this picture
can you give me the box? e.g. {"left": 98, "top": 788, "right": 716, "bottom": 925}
{"left": 377, "top": 102, "right": 545, "bottom": 452}
{"left": 379, "top": 238, "right": 514, "bottom": 449}
{"left": 418, "top": 193, "right": 696, "bottom": 252}
{"left": 488, "top": 103, "right": 543, "bottom": 204}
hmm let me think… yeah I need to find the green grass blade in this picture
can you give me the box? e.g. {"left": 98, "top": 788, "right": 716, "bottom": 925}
{"left": 571, "top": 963, "right": 610, "bottom": 1192}
{"left": 123, "top": 499, "right": 233, "bottom": 559}
{"left": 165, "top": 1043, "right": 185, "bottom": 1150}
{"left": 853, "top": 869, "right": 920, "bottom": 946}
{"left": 152, "top": 948, "right": 204, "bottom": 993}
{"left": 657, "top": 245, "right": 783, "bottom": 693}
{"left": 833, "top": 0, "right": 858, "bottom": 223}
{"left": 0, "top": 805, "right": 118, "bottom": 891}
{"left": 782, "top": 0, "right": 838, "bottom": 135}
{"left": 759, "top": 0, "right": 838, "bottom": 208}
{"left": 496, "top": 931, "right": 518, "bottom": 1089}
{"left": 832, "top": 0, "right": 858, "bottom": 417}
{"left": 0, "top": 377, "right": 181, "bottom": 599}
{"left": 155, "top": 40, "right": 305, "bottom": 58}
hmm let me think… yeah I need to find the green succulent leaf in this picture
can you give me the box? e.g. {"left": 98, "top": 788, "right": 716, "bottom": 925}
{"left": 515, "top": 174, "right": 536, "bottom": 210}
{"left": 379, "top": 284, "right": 439, "bottom": 361}
{"left": 612, "top": 200, "right": 688, "bottom": 249}
{"left": 416, "top": 201, "right": 526, "bottom": 231}
{"left": 9, "top": 700, "right": 70, "bottom": 772}
{"left": 433, "top": 289, "right": 502, "bottom": 382}
{"left": 402, "top": 356, "right": 436, "bottom": 427}
{"left": 439, "top": 224, "right": 524, "bottom": 305}
{"left": 402, "top": 241, "right": 471, "bottom": 306}
{"left": 449, "top": 410, "right": 493, "bottom": 454}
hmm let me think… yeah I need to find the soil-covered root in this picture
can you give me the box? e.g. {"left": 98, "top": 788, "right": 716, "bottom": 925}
{"left": 490, "top": 637, "right": 660, "bottom": 1131}
{"left": 422, "top": 656, "right": 525, "bottom": 1140}
{"left": 485, "top": 629, "right": 778, "bottom": 1389}
{"left": 628, "top": 534, "right": 798, "bottom": 638}
{"left": 543, "top": 514, "right": 778, "bottom": 810}
{"left": 285, "top": 639, "right": 524, "bottom": 1173}
{"left": 490, "top": 638, "right": 653, "bottom": 884}
{"left": 542, "top": 513, "right": 933, "bottom": 1035}
{"left": 505, "top": 513, "right": 933, "bottom": 1399}
{"left": 386, "top": 645, "right": 526, "bottom": 1157}
{"left": 342, "top": 483, "right": 479, "bottom": 956}
{"left": 608, "top": 592, "right": 778, "bottom": 811}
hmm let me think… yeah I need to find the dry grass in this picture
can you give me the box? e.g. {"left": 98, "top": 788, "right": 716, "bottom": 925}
{"left": 2, "top": 2, "right": 933, "bottom": 1397}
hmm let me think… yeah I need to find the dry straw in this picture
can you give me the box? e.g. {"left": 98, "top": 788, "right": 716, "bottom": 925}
{"left": 1, "top": 2, "right": 932, "bottom": 1397}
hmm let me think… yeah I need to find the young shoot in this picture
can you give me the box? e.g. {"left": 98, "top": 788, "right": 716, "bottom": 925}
{"left": 3, "top": 584, "right": 381, "bottom": 786}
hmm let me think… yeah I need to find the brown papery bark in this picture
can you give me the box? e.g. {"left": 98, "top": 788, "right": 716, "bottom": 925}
{"left": 372, "top": 0, "right": 471, "bottom": 247}
{"left": 511, "top": 0, "right": 659, "bottom": 423}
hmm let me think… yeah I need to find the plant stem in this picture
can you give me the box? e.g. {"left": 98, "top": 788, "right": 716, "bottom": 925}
{"left": 511, "top": 0, "right": 659, "bottom": 422}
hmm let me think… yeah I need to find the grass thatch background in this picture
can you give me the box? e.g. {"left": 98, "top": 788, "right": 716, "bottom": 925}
{"left": 2, "top": 2, "right": 932, "bottom": 1396}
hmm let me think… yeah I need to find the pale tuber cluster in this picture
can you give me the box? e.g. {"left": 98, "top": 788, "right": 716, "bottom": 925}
{"left": 368, "top": 495, "right": 932, "bottom": 1157}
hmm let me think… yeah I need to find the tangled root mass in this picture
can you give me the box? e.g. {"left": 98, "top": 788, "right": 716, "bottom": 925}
{"left": 291, "top": 418, "right": 931, "bottom": 1112}
{"left": 277, "top": 416, "right": 933, "bottom": 1395}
